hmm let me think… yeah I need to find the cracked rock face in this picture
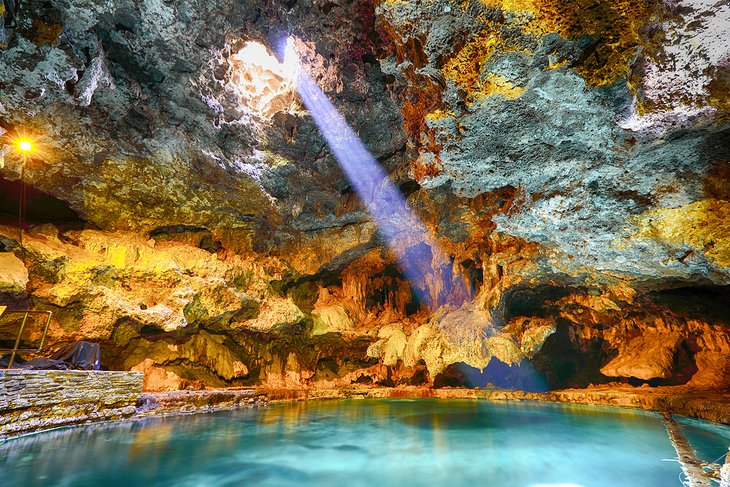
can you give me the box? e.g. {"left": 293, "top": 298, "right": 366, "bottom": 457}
{"left": 0, "top": 0, "right": 728, "bottom": 391}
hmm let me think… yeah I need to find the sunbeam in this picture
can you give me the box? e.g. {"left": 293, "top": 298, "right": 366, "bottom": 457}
{"left": 289, "top": 49, "right": 456, "bottom": 309}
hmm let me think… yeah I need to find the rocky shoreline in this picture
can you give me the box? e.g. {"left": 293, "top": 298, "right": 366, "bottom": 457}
{"left": 2, "top": 370, "right": 727, "bottom": 439}
{"left": 137, "top": 385, "right": 730, "bottom": 426}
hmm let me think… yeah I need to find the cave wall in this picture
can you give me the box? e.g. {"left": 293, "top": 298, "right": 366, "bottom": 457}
{"left": 0, "top": 0, "right": 728, "bottom": 391}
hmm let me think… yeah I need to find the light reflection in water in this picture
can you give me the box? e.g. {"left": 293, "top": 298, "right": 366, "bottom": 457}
{"left": 2, "top": 399, "right": 725, "bottom": 487}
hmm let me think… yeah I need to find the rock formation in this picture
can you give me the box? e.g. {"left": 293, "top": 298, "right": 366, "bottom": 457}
{"left": 0, "top": 0, "right": 728, "bottom": 392}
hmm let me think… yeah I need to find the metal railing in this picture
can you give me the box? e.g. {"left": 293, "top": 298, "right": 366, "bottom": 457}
{"left": 0, "top": 306, "right": 53, "bottom": 369}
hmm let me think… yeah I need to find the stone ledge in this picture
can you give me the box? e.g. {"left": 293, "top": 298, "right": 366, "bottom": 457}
{"left": 0, "top": 370, "right": 143, "bottom": 439}
{"left": 136, "top": 388, "right": 266, "bottom": 416}
{"left": 135, "top": 385, "right": 730, "bottom": 426}
{"left": 257, "top": 385, "right": 730, "bottom": 425}
{"left": 2, "top": 378, "right": 728, "bottom": 440}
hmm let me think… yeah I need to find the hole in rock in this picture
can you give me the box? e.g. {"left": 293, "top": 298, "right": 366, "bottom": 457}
{"left": 0, "top": 176, "right": 84, "bottom": 227}
{"left": 408, "top": 364, "right": 430, "bottom": 386}
{"left": 354, "top": 374, "right": 373, "bottom": 384}
{"left": 149, "top": 225, "right": 209, "bottom": 237}
{"left": 432, "top": 360, "right": 548, "bottom": 392}
{"left": 138, "top": 324, "right": 170, "bottom": 341}
{"left": 149, "top": 225, "right": 224, "bottom": 253}
{"left": 227, "top": 40, "right": 299, "bottom": 120}
{"left": 645, "top": 285, "right": 730, "bottom": 325}
{"left": 673, "top": 337, "right": 699, "bottom": 384}
{"left": 398, "top": 179, "right": 421, "bottom": 197}
{"left": 531, "top": 320, "right": 615, "bottom": 389}
{"left": 313, "top": 357, "right": 340, "bottom": 381}
{"left": 499, "top": 284, "right": 574, "bottom": 324}
{"left": 460, "top": 258, "right": 483, "bottom": 297}
{"left": 363, "top": 263, "right": 423, "bottom": 316}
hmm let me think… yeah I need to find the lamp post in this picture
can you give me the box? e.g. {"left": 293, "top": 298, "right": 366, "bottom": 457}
{"left": 15, "top": 137, "right": 33, "bottom": 263}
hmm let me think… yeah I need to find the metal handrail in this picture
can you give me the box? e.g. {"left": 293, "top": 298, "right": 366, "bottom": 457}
{"left": 0, "top": 308, "right": 53, "bottom": 369}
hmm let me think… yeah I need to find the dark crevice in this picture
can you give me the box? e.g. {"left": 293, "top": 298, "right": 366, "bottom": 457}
{"left": 496, "top": 284, "right": 575, "bottom": 325}
{"left": 644, "top": 286, "right": 730, "bottom": 325}
{"left": 0, "top": 176, "right": 84, "bottom": 225}
{"left": 531, "top": 320, "right": 614, "bottom": 389}
{"left": 149, "top": 225, "right": 209, "bottom": 237}
{"left": 460, "top": 258, "right": 483, "bottom": 297}
{"left": 398, "top": 179, "right": 421, "bottom": 197}
{"left": 148, "top": 225, "right": 224, "bottom": 254}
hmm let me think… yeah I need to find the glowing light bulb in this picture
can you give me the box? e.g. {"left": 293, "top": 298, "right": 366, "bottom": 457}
{"left": 18, "top": 139, "right": 33, "bottom": 153}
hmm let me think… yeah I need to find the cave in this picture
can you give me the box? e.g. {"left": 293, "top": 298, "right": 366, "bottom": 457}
{"left": 1, "top": 0, "right": 729, "bottom": 485}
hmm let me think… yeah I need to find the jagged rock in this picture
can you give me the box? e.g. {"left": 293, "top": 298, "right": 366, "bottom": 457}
{"left": 0, "top": 0, "right": 727, "bottom": 393}
{"left": 688, "top": 325, "right": 730, "bottom": 389}
{"left": 131, "top": 359, "right": 186, "bottom": 392}
{"left": 504, "top": 317, "right": 557, "bottom": 358}
{"left": 367, "top": 325, "right": 408, "bottom": 366}
{"left": 264, "top": 351, "right": 314, "bottom": 389}
{"left": 311, "top": 304, "right": 355, "bottom": 336}
{"left": 124, "top": 331, "right": 249, "bottom": 383}
{"left": 0, "top": 252, "right": 28, "bottom": 295}
{"left": 600, "top": 332, "right": 680, "bottom": 381}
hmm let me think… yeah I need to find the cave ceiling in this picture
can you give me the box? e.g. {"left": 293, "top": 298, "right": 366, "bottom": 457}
{"left": 0, "top": 0, "right": 728, "bottom": 289}
{"left": 0, "top": 0, "right": 729, "bottom": 393}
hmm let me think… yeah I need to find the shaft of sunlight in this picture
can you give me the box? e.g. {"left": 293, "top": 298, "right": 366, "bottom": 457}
{"left": 292, "top": 64, "right": 448, "bottom": 306}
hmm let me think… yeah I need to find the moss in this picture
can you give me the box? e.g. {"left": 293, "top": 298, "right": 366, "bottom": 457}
{"left": 627, "top": 199, "right": 730, "bottom": 268}
{"left": 503, "top": 0, "right": 653, "bottom": 86}
{"left": 443, "top": 0, "right": 653, "bottom": 92}
{"left": 442, "top": 31, "right": 501, "bottom": 99}
{"left": 29, "top": 19, "right": 65, "bottom": 46}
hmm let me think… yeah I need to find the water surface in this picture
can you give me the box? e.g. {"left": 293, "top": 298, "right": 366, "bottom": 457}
{"left": 1, "top": 399, "right": 728, "bottom": 487}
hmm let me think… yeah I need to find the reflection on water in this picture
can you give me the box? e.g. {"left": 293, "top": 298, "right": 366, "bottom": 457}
{"left": 0, "top": 399, "right": 727, "bottom": 487}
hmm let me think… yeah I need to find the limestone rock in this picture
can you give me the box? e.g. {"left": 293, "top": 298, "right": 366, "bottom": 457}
{"left": 0, "top": 253, "right": 28, "bottom": 295}
{"left": 0, "top": 0, "right": 728, "bottom": 394}
{"left": 264, "top": 352, "right": 313, "bottom": 389}
{"left": 367, "top": 325, "right": 408, "bottom": 366}
{"left": 131, "top": 359, "right": 185, "bottom": 392}
{"left": 688, "top": 325, "right": 730, "bottom": 389}
{"left": 123, "top": 331, "right": 249, "bottom": 383}
{"left": 600, "top": 332, "right": 680, "bottom": 381}
{"left": 311, "top": 304, "right": 355, "bottom": 336}
{"left": 504, "top": 317, "right": 557, "bottom": 358}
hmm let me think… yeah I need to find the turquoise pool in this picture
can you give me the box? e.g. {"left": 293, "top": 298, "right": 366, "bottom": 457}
{"left": 1, "top": 399, "right": 728, "bottom": 486}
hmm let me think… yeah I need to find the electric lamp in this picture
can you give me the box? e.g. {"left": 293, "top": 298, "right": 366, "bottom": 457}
{"left": 17, "top": 139, "right": 33, "bottom": 153}
{"left": 12, "top": 136, "right": 36, "bottom": 264}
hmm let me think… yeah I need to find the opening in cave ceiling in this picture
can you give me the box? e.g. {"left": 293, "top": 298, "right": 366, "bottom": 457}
{"left": 227, "top": 39, "right": 300, "bottom": 121}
